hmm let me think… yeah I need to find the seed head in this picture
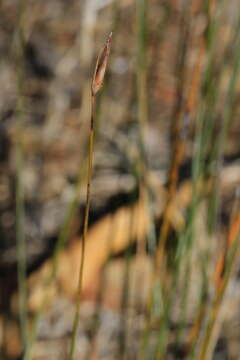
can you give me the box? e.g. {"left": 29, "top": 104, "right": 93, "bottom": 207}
{"left": 92, "top": 32, "right": 112, "bottom": 96}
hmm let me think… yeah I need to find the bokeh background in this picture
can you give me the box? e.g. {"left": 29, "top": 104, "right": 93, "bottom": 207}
{"left": 0, "top": 0, "right": 240, "bottom": 359}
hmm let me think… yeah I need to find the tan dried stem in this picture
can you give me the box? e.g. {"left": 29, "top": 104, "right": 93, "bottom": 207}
{"left": 68, "top": 32, "right": 112, "bottom": 360}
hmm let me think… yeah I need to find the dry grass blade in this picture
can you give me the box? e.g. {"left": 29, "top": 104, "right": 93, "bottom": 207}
{"left": 196, "top": 202, "right": 240, "bottom": 360}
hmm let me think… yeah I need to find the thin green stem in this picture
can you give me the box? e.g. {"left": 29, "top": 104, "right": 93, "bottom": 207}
{"left": 15, "top": 0, "right": 28, "bottom": 352}
{"left": 206, "top": 11, "right": 240, "bottom": 234}
{"left": 23, "top": 166, "right": 84, "bottom": 360}
{"left": 197, "top": 227, "right": 240, "bottom": 360}
{"left": 136, "top": 0, "right": 148, "bottom": 128}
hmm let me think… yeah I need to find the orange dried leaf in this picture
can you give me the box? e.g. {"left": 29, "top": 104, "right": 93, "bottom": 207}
{"left": 92, "top": 32, "right": 112, "bottom": 96}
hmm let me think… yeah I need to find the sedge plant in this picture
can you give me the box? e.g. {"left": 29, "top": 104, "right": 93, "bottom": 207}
{"left": 68, "top": 32, "right": 112, "bottom": 360}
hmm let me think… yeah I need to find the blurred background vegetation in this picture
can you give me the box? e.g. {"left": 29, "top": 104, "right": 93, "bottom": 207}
{"left": 0, "top": 0, "right": 240, "bottom": 359}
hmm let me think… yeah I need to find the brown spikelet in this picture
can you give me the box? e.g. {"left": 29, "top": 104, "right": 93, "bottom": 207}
{"left": 92, "top": 32, "right": 112, "bottom": 96}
